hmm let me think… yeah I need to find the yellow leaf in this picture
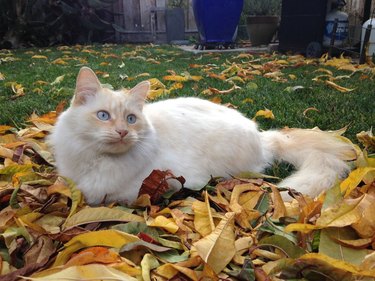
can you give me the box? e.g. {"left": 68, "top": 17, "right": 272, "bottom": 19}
{"left": 299, "top": 253, "right": 375, "bottom": 277}
{"left": 63, "top": 206, "right": 144, "bottom": 230}
{"left": 148, "top": 78, "right": 166, "bottom": 90}
{"left": 168, "top": 82, "right": 184, "bottom": 92}
{"left": 51, "top": 58, "right": 68, "bottom": 65}
{"left": 323, "top": 55, "right": 353, "bottom": 68}
{"left": 242, "top": 97, "right": 254, "bottom": 104}
{"left": 264, "top": 71, "right": 283, "bottom": 79}
{"left": 25, "top": 264, "right": 138, "bottom": 280}
{"left": 148, "top": 215, "right": 179, "bottom": 233}
{"left": 50, "top": 74, "right": 65, "bottom": 85}
{"left": 226, "top": 76, "right": 245, "bottom": 84}
{"left": 210, "top": 96, "right": 222, "bottom": 104}
{"left": 285, "top": 222, "right": 325, "bottom": 233}
{"left": 33, "top": 80, "right": 49, "bottom": 86}
{"left": 230, "top": 184, "right": 262, "bottom": 228}
{"left": 315, "top": 195, "right": 364, "bottom": 227}
{"left": 325, "top": 80, "right": 355, "bottom": 92}
{"left": 193, "top": 212, "right": 236, "bottom": 274}
{"left": 192, "top": 192, "right": 215, "bottom": 237}
{"left": 0, "top": 72, "right": 5, "bottom": 80}
{"left": 338, "top": 64, "right": 357, "bottom": 72}
{"left": 64, "top": 247, "right": 121, "bottom": 267}
{"left": 340, "top": 167, "right": 375, "bottom": 196}
{"left": 356, "top": 130, "right": 375, "bottom": 152}
{"left": 147, "top": 89, "right": 166, "bottom": 100}
{"left": 203, "top": 85, "right": 241, "bottom": 95}
{"left": 253, "top": 109, "right": 275, "bottom": 120}
{"left": 53, "top": 230, "right": 139, "bottom": 266}
{"left": 156, "top": 263, "right": 199, "bottom": 281}
{"left": 140, "top": 253, "right": 159, "bottom": 281}
{"left": 270, "top": 184, "right": 286, "bottom": 220}
{"left": 9, "top": 82, "right": 25, "bottom": 98}
{"left": 31, "top": 55, "right": 48, "bottom": 59}
{"left": 135, "top": 72, "right": 151, "bottom": 78}
{"left": 0, "top": 125, "right": 13, "bottom": 134}
{"left": 163, "top": 75, "right": 188, "bottom": 82}
{"left": 32, "top": 88, "right": 43, "bottom": 94}
{"left": 275, "top": 59, "right": 289, "bottom": 65}
{"left": 303, "top": 107, "right": 320, "bottom": 118}
{"left": 314, "top": 68, "right": 333, "bottom": 76}
{"left": 63, "top": 178, "right": 83, "bottom": 225}
{"left": 351, "top": 193, "right": 375, "bottom": 238}
{"left": 286, "top": 195, "right": 366, "bottom": 233}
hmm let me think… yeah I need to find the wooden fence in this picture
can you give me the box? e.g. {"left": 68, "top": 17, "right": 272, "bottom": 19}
{"left": 113, "top": 0, "right": 197, "bottom": 43}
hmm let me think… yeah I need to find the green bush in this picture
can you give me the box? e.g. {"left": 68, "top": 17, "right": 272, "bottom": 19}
{"left": 0, "top": 0, "right": 123, "bottom": 48}
{"left": 244, "top": 0, "right": 281, "bottom": 15}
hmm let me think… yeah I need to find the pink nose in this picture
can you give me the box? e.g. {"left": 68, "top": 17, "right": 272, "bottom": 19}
{"left": 116, "top": 129, "right": 128, "bottom": 138}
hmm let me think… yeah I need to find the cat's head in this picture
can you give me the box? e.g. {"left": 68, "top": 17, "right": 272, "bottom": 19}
{"left": 65, "top": 67, "right": 151, "bottom": 154}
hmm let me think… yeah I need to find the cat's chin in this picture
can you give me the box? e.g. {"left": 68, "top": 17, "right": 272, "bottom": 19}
{"left": 101, "top": 141, "right": 133, "bottom": 154}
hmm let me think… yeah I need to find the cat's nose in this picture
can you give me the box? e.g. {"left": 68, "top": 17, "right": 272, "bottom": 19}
{"left": 116, "top": 129, "right": 128, "bottom": 138}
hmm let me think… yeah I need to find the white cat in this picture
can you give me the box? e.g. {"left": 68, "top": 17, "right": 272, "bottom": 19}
{"left": 49, "top": 67, "right": 355, "bottom": 205}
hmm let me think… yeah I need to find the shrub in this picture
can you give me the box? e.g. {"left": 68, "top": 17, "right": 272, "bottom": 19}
{"left": 0, "top": 0, "right": 122, "bottom": 48}
{"left": 244, "top": 0, "right": 281, "bottom": 16}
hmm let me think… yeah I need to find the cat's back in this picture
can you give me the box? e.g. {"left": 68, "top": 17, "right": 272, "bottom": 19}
{"left": 143, "top": 97, "right": 258, "bottom": 148}
{"left": 144, "top": 97, "right": 249, "bottom": 124}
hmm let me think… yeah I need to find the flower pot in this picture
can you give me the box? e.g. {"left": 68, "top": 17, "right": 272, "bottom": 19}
{"left": 192, "top": 0, "right": 244, "bottom": 46}
{"left": 246, "top": 15, "right": 279, "bottom": 46}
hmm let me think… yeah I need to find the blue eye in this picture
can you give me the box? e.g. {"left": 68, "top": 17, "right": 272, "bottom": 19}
{"left": 127, "top": 114, "right": 137, "bottom": 124}
{"left": 97, "top": 110, "right": 110, "bottom": 121}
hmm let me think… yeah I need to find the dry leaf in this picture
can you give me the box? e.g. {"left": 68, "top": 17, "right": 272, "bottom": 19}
{"left": 193, "top": 212, "right": 236, "bottom": 274}
{"left": 253, "top": 109, "right": 275, "bottom": 120}
{"left": 325, "top": 80, "right": 355, "bottom": 92}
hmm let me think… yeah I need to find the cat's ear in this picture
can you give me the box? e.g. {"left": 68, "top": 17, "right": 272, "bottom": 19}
{"left": 72, "top": 67, "right": 101, "bottom": 106}
{"left": 128, "top": 81, "right": 150, "bottom": 109}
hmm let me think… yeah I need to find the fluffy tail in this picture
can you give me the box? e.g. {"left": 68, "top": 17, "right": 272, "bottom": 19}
{"left": 260, "top": 128, "right": 357, "bottom": 199}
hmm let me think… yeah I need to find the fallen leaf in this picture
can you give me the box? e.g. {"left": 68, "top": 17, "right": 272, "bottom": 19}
{"left": 24, "top": 264, "right": 138, "bottom": 280}
{"left": 340, "top": 167, "right": 375, "bottom": 197}
{"left": 50, "top": 75, "right": 65, "bottom": 86}
{"left": 253, "top": 109, "right": 275, "bottom": 120}
{"left": 193, "top": 212, "right": 236, "bottom": 274}
{"left": 203, "top": 85, "right": 241, "bottom": 95}
{"left": 31, "top": 55, "right": 48, "bottom": 59}
{"left": 51, "top": 58, "right": 68, "bottom": 65}
{"left": 148, "top": 215, "right": 179, "bottom": 234}
{"left": 325, "top": 80, "right": 355, "bottom": 92}
{"left": 63, "top": 206, "right": 144, "bottom": 230}
{"left": 53, "top": 229, "right": 139, "bottom": 266}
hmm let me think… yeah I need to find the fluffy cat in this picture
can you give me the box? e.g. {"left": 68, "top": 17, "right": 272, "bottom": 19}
{"left": 49, "top": 67, "right": 355, "bottom": 205}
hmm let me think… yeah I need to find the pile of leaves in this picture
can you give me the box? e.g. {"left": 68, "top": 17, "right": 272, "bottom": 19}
{"left": 0, "top": 105, "right": 374, "bottom": 280}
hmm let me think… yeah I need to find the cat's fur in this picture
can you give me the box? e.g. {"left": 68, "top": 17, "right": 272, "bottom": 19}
{"left": 49, "top": 67, "right": 356, "bottom": 205}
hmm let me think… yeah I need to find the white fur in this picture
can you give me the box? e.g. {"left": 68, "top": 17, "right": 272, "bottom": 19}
{"left": 49, "top": 68, "right": 355, "bottom": 205}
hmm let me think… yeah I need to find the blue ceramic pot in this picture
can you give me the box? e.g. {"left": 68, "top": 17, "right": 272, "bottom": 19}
{"left": 193, "top": 0, "right": 244, "bottom": 44}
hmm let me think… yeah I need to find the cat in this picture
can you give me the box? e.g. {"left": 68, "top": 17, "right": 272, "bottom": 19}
{"left": 49, "top": 67, "right": 356, "bottom": 205}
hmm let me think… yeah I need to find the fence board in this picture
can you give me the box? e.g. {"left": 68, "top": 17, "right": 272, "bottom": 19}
{"left": 113, "top": 0, "right": 197, "bottom": 43}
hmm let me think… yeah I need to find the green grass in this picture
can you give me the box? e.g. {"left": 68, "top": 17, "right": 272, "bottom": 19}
{"left": 0, "top": 44, "right": 374, "bottom": 142}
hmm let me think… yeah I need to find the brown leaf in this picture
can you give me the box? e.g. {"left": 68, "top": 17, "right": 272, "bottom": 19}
{"left": 24, "top": 236, "right": 56, "bottom": 266}
{"left": 138, "top": 170, "right": 185, "bottom": 204}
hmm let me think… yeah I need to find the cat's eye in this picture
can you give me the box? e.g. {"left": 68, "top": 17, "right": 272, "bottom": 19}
{"left": 127, "top": 114, "right": 137, "bottom": 124}
{"left": 97, "top": 110, "right": 110, "bottom": 121}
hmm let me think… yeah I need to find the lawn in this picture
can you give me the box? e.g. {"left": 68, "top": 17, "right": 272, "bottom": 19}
{"left": 0, "top": 44, "right": 375, "bottom": 280}
{"left": 0, "top": 44, "right": 374, "bottom": 142}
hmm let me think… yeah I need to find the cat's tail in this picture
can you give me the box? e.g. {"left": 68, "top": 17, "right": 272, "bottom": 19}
{"left": 260, "top": 127, "right": 357, "bottom": 199}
